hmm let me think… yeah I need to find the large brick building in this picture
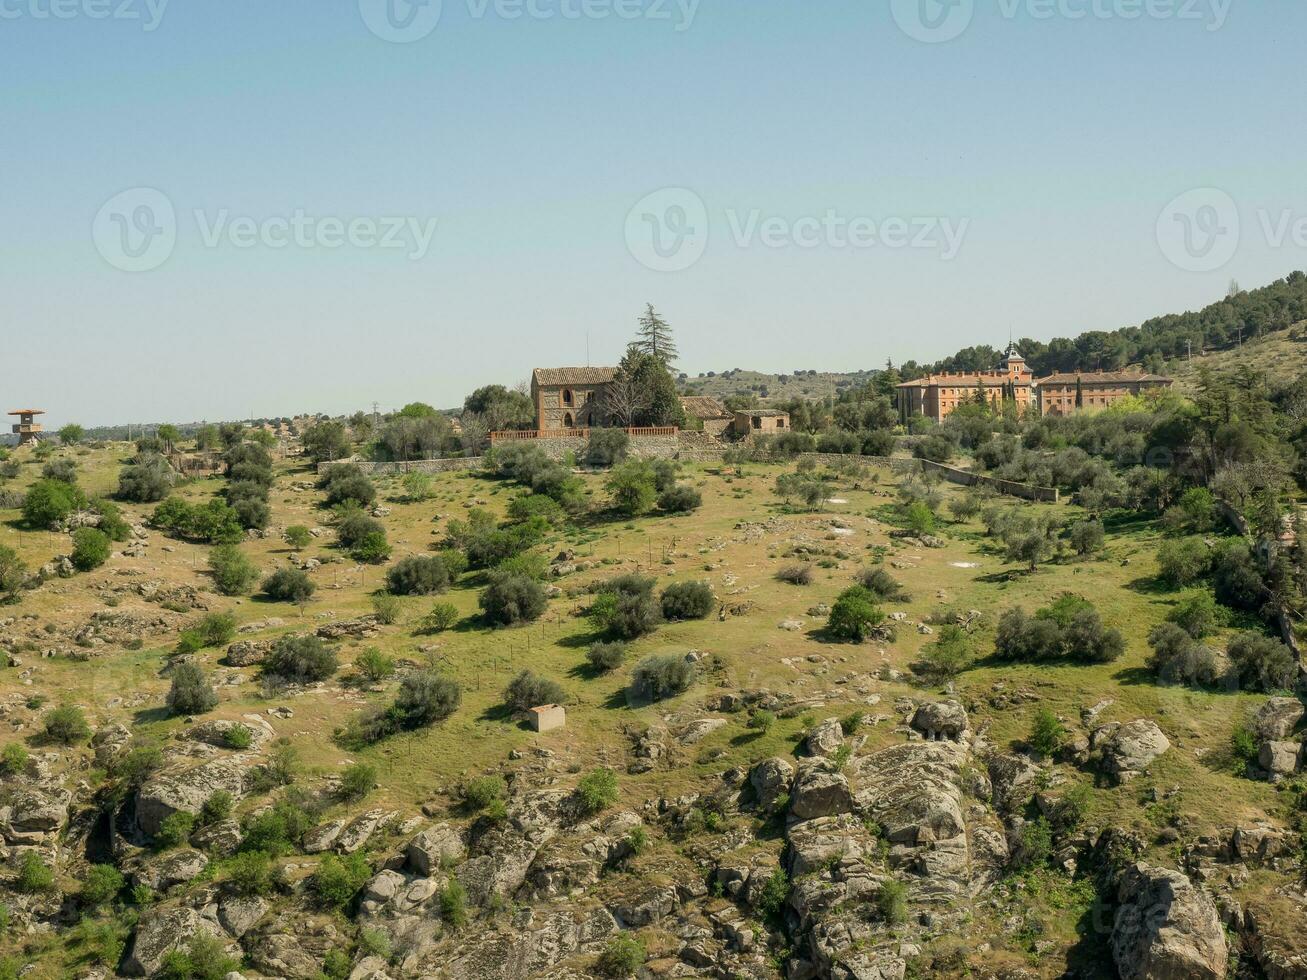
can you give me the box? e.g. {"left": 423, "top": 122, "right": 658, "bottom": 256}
{"left": 896, "top": 348, "right": 1173, "bottom": 423}
{"left": 530, "top": 367, "right": 616, "bottom": 431}
{"left": 896, "top": 348, "right": 1034, "bottom": 423}
{"left": 1034, "top": 371, "right": 1173, "bottom": 416}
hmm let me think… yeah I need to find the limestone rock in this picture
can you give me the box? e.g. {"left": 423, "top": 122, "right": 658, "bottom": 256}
{"left": 1258, "top": 740, "right": 1300, "bottom": 780}
{"left": 789, "top": 766, "right": 853, "bottom": 821}
{"left": 124, "top": 906, "right": 224, "bottom": 976}
{"left": 1252, "top": 697, "right": 1304, "bottom": 742}
{"left": 136, "top": 758, "right": 247, "bottom": 837}
{"left": 749, "top": 757, "right": 795, "bottom": 811}
{"left": 1112, "top": 863, "right": 1228, "bottom": 980}
{"left": 1096, "top": 720, "right": 1170, "bottom": 780}
{"left": 910, "top": 700, "right": 969, "bottom": 741}
{"left": 406, "top": 823, "right": 466, "bottom": 876}
{"left": 804, "top": 718, "right": 844, "bottom": 757}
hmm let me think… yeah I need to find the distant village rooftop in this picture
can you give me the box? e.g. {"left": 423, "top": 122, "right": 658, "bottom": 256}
{"left": 531, "top": 367, "right": 618, "bottom": 387}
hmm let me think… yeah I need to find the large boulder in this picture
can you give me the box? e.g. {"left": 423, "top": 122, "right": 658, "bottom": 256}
{"left": 136, "top": 758, "right": 247, "bottom": 837}
{"left": 910, "top": 700, "right": 969, "bottom": 741}
{"left": 406, "top": 823, "right": 466, "bottom": 876}
{"left": 1112, "top": 863, "right": 1228, "bottom": 980}
{"left": 804, "top": 718, "right": 844, "bottom": 757}
{"left": 749, "top": 757, "right": 795, "bottom": 811}
{"left": 223, "top": 639, "right": 271, "bottom": 667}
{"left": 1096, "top": 720, "right": 1170, "bottom": 781}
{"left": 788, "top": 766, "right": 853, "bottom": 821}
{"left": 1252, "top": 697, "right": 1305, "bottom": 742}
{"left": 131, "top": 848, "right": 209, "bottom": 893}
{"left": 0, "top": 788, "right": 69, "bottom": 842}
{"left": 1258, "top": 740, "right": 1301, "bottom": 781}
{"left": 123, "top": 906, "right": 224, "bottom": 976}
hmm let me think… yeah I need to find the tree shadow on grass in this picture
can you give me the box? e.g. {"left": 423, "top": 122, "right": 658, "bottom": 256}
{"left": 476, "top": 702, "right": 514, "bottom": 724}
{"left": 1111, "top": 666, "right": 1156, "bottom": 687}
{"left": 131, "top": 706, "right": 171, "bottom": 727}
{"left": 1125, "top": 575, "right": 1173, "bottom": 596}
{"left": 729, "top": 729, "right": 764, "bottom": 747}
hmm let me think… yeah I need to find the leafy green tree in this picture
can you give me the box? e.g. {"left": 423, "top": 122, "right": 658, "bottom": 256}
{"left": 302, "top": 420, "right": 352, "bottom": 463}
{"left": 262, "top": 568, "right": 315, "bottom": 605}
{"left": 827, "top": 586, "right": 883, "bottom": 642}
{"left": 208, "top": 545, "right": 259, "bottom": 596}
{"left": 22, "top": 478, "right": 84, "bottom": 528}
{"left": 41, "top": 704, "right": 90, "bottom": 745}
{"left": 80, "top": 864, "right": 125, "bottom": 908}
{"left": 1027, "top": 708, "right": 1065, "bottom": 757}
{"left": 576, "top": 767, "right": 619, "bottom": 814}
{"left": 660, "top": 581, "right": 715, "bottom": 621}
{"left": 606, "top": 461, "right": 657, "bottom": 516}
{"left": 629, "top": 654, "right": 696, "bottom": 701}
{"left": 503, "top": 670, "right": 565, "bottom": 712}
{"left": 310, "top": 852, "right": 372, "bottom": 910}
{"left": 479, "top": 571, "right": 547, "bottom": 625}
{"left": 57, "top": 423, "right": 85, "bottom": 446}
{"left": 68, "top": 528, "right": 110, "bottom": 572}
{"left": 264, "top": 634, "right": 337, "bottom": 683}
{"left": 117, "top": 454, "right": 177, "bottom": 503}
{"left": 596, "top": 934, "right": 646, "bottom": 977}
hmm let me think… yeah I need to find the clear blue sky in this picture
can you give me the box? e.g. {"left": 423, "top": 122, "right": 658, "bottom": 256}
{"left": 3, "top": 0, "right": 1306, "bottom": 427}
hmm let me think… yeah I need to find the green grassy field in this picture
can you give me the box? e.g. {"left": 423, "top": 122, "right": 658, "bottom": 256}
{"left": 0, "top": 441, "right": 1294, "bottom": 976}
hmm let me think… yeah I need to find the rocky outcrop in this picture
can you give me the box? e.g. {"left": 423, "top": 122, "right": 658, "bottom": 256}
{"left": 1252, "top": 697, "right": 1305, "bottom": 741}
{"left": 1112, "top": 863, "right": 1228, "bottom": 980}
{"left": 123, "top": 905, "right": 225, "bottom": 976}
{"left": 910, "top": 700, "right": 969, "bottom": 741}
{"left": 788, "top": 765, "right": 852, "bottom": 821}
{"left": 135, "top": 758, "right": 247, "bottom": 837}
{"left": 1094, "top": 719, "right": 1170, "bottom": 781}
{"left": 406, "top": 823, "right": 466, "bottom": 875}
{"left": 804, "top": 718, "right": 844, "bottom": 757}
{"left": 749, "top": 757, "right": 795, "bottom": 812}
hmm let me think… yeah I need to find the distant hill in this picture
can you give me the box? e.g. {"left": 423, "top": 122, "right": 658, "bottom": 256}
{"left": 677, "top": 368, "right": 875, "bottom": 404}
{"left": 1166, "top": 320, "right": 1307, "bottom": 393}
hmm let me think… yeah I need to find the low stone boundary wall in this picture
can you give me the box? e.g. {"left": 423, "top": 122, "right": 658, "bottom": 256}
{"left": 318, "top": 447, "right": 1058, "bottom": 502}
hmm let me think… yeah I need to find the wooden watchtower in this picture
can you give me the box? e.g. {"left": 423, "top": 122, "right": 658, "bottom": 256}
{"left": 8, "top": 409, "right": 45, "bottom": 446}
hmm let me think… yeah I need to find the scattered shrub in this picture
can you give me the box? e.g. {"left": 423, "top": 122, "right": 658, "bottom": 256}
{"left": 338, "top": 763, "right": 378, "bottom": 801}
{"left": 70, "top": 527, "right": 110, "bottom": 572}
{"left": 596, "top": 934, "right": 646, "bottom": 977}
{"left": 462, "top": 775, "right": 506, "bottom": 811}
{"left": 659, "top": 581, "right": 714, "bottom": 621}
{"left": 1027, "top": 708, "right": 1065, "bottom": 757}
{"left": 629, "top": 654, "right": 695, "bottom": 702}
{"left": 503, "top": 670, "right": 565, "bottom": 712}
{"left": 80, "top": 864, "right": 124, "bottom": 907}
{"left": 157, "top": 934, "right": 239, "bottom": 980}
{"left": 606, "top": 461, "right": 657, "bottom": 516}
{"left": 23, "top": 478, "right": 85, "bottom": 528}
{"left": 1157, "top": 537, "right": 1211, "bottom": 587}
{"left": 386, "top": 555, "right": 451, "bottom": 596}
{"left": 479, "top": 571, "right": 547, "bottom": 626}
{"left": 370, "top": 593, "right": 402, "bottom": 625}
{"left": 585, "top": 428, "right": 630, "bottom": 467}
{"left": 41, "top": 704, "right": 90, "bottom": 745}
{"left": 264, "top": 635, "right": 338, "bottom": 683}
{"left": 354, "top": 647, "right": 396, "bottom": 684}
{"left": 587, "top": 641, "right": 628, "bottom": 673}
{"left": 657, "top": 484, "right": 702, "bottom": 513}
{"left": 167, "top": 662, "right": 218, "bottom": 716}
{"left": 225, "top": 849, "right": 277, "bottom": 897}
{"left": 1146, "top": 623, "right": 1223, "bottom": 688}
{"left": 776, "top": 564, "right": 812, "bottom": 586}
{"left": 439, "top": 879, "right": 468, "bottom": 929}
{"left": 116, "top": 454, "right": 176, "bottom": 503}
{"left": 875, "top": 879, "right": 908, "bottom": 924}
{"left": 1, "top": 743, "right": 29, "bottom": 776}
{"left": 417, "top": 601, "right": 460, "bottom": 634}
{"left": 209, "top": 545, "right": 259, "bottom": 596}
{"left": 1167, "top": 591, "right": 1226, "bottom": 639}
{"left": 200, "top": 789, "right": 234, "bottom": 825}
{"left": 310, "top": 852, "right": 372, "bottom": 910}
{"left": 1228, "top": 632, "right": 1296, "bottom": 693}
{"left": 284, "top": 525, "right": 312, "bottom": 549}
{"left": 994, "top": 595, "right": 1124, "bottom": 665}
{"left": 155, "top": 811, "right": 196, "bottom": 849}
{"left": 576, "top": 767, "right": 619, "bottom": 814}
{"left": 262, "top": 567, "right": 315, "bottom": 604}
{"left": 854, "top": 567, "right": 910, "bottom": 603}
{"left": 16, "top": 852, "right": 53, "bottom": 893}
{"left": 1067, "top": 519, "right": 1105, "bottom": 556}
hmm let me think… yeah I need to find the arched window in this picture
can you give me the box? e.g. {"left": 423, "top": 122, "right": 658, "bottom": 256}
{"left": 562, "top": 388, "right": 574, "bottom": 407}
{"left": 563, "top": 412, "right": 574, "bottom": 428}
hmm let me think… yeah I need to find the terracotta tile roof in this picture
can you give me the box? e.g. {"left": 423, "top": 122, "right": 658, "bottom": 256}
{"left": 1035, "top": 371, "right": 1173, "bottom": 385}
{"left": 896, "top": 373, "right": 1030, "bottom": 388}
{"left": 532, "top": 367, "right": 617, "bottom": 387}
{"left": 680, "top": 395, "right": 731, "bottom": 420}
{"left": 737, "top": 409, "right": 790, "bottom": 417}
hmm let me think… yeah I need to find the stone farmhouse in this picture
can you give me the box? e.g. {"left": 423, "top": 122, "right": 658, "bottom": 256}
{"left": 896, "top": 348, "right": 1173, "bottom": 424}
{"left": 524, "top": 368, "right": 789, "bottom": 440}
{"left": 530, "top": 367, "right": 617, "bottom": 431}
